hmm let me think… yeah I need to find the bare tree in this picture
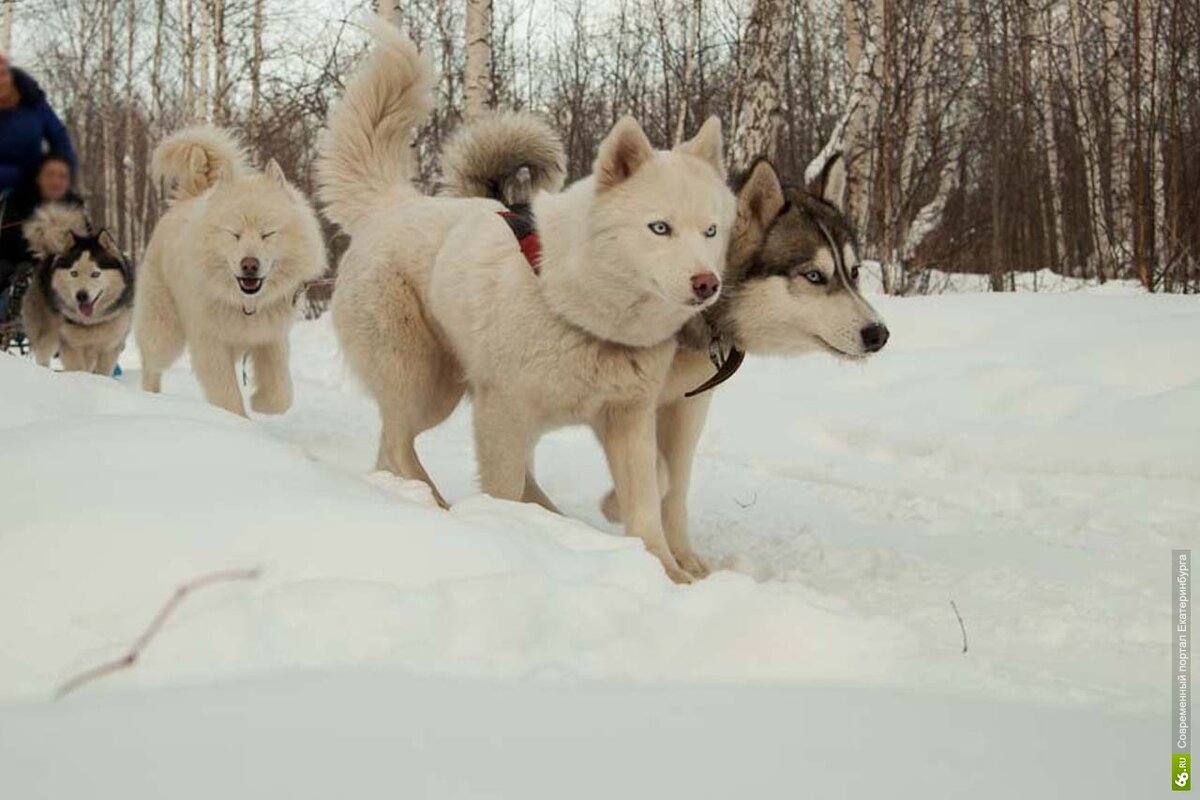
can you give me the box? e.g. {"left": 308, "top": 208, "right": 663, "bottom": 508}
{"left": 732, "top": 0, "right": 794, "bottom": 164}
{"left": 464, "top": 0, "right": 493, "bottom": 120}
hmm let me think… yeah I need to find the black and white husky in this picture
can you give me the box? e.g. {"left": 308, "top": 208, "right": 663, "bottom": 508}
{"left": 444, "top": 125, "right": 889, "bottom": 578}
{"left": 21, "top": 204, "right": 134, "bottom": 374}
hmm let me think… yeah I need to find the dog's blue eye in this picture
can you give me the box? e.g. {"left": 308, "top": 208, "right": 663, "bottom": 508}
{"left": 804, "top": 270, "right": 826, "bottom": 285}
{"left": 704, "top": 224, "right": 717, "bottom": 238}
{"left": 648, "top": 221, "right": 671, "bottom": 236}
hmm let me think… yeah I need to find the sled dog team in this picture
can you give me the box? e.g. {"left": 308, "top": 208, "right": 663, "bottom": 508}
{"left": 21, "top": 16, "right": 888, "bottom": 582}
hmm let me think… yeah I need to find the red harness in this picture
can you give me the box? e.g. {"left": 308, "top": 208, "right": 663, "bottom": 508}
{"left": 497, "top": 207, "right": 541, "bottom": 275}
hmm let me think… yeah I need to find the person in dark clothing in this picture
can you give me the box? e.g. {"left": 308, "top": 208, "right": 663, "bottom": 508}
{"left": 0, "top": 55, "right": 77, "bottom": 196}
{"left": 0, "top": 153, "right": 84, "bottom": 344}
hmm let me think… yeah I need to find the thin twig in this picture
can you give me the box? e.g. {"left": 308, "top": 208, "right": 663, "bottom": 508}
{"left": 56, "top": 567, "right": 262, "bottom": 700}
{"left": 734, "top": 492, "right": 758, "bottom": 509}
{"left": 950, "top": 600, "right": 968, "bottom": 654}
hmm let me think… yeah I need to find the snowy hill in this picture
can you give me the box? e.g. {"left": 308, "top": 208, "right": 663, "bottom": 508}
{"left": 1, "top": 290, "right": 1194, "bottom": 797}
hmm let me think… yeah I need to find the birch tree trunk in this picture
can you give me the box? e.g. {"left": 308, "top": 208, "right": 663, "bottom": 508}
{"left": 731, "top": 0, "right": 795, "bottom": 164}
{"left": 144, "top": 0, "right": 166, "bottom": 238}
{"left": 101, "top": 0, "right": 116, "bottom": 231}
{"left": 1067, "top": 0, "right": 1111, "bottom": 279}
{"left": 197, "top": 0, "right": 212, "bottom": 123}
{"left": 808, "top": 0, "right": 883, "bottom": 234}
{"left": 1, "top": 0, "right": 13, "bottom": 55}
{"left": 672, "top": 0, "right": 702, "bottom": 146}
{"left": 123, "top": 0, "right": 137, "bottom": 257}
{"left": 1038, "top": 2, "right": 1067, "bottom": 269}
{"left": 464, "top": 0, "right": 494, "bottom": 121}
{"left": 902, "top": 0, "right": 973, "bottom": 263}
{"left": 180, "top": 0, "right": 195, "bottom": 122}
{"left": 250, "top": 0, "right": 265, "bottom": 145}
{"left": 212, "top": 0, "right": 227, "bottom": 124}
{"left": 1102, "top": 0, "right": 1128, "bottom": 263}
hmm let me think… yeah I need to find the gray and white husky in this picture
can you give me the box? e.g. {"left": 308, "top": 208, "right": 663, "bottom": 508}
{"left": 317, "top": 16, "right": 736, "bottom": 582}
{"left": 21, "top": 204, "right": 134, "bottom": 374}
{"left": 444, "top": 128, "right": 889, "bottom": 578}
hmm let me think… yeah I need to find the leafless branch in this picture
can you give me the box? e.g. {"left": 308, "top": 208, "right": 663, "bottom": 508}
{"left": 950, "top": 599, "right": 968, "bottom": 654}
{"left": 56, "top": 567, "right": 262, "bottom": 700}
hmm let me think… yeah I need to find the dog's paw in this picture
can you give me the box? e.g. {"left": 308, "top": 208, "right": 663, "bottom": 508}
{"left": 251, "top": 388, "right": 292, "bottom": 415}
{"left": 674, "top": 550, "right": 711, "bottom": 580}
{"left": 649, "top": 548, "right": 694, "bottom": 585}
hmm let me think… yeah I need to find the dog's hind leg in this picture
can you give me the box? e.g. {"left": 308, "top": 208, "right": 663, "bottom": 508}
{"left": 521, "top": 448, "right": 560, "bottom": 513}
{"left": 657, "top": 394, "right": 714, "bottom": 578}
{"left": 340, "top": 270, "right": 462, "bottom": 505}
{"left": 473, "top": 388, "right": 532, "bottom": 502}
{"left": 249, "top": 339, "right": 293, "bottom": 414}
{"left": 189, "top": 339, "right": 245, "bottom": 416}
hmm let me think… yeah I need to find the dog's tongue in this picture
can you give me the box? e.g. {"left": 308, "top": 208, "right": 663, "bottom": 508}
{"left": 79, "top": 302, "right": 94, "bottom": 318}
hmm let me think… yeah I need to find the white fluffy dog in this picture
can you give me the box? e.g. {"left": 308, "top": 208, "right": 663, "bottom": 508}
{"left": 134, "top": 126, "right": 326, "bottom": 416}
{"left": 318, "top": 17, "right": 735, "bottom": 582}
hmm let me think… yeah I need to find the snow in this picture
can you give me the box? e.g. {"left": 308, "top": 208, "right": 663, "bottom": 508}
{"left": 1, "top": 288, "right": 1195, "bottom": 797}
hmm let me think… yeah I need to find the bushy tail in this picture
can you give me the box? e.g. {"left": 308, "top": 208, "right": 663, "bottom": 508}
{"left": 151, "top": 124, "right": 248, "bottom": 202}
{"left": 23, "top": 203, "right": 89, "bottom": 259}
{"left": 441, "top": 111, "right": 566, "bottom": 205}
{"left": 315, "top": 14, "right": 434, "bottom": 232}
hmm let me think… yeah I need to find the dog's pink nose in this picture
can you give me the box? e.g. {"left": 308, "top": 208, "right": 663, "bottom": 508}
{"left": 240, "top": 257, "right": 260, "bottom": 275}
{"left": 691, "top": 271, "right": 720, "bottom": 301}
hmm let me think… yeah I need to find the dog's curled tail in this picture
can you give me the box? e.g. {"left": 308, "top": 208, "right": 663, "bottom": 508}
{"left": 152, "top": 125, "right": 248, "bottom": 201}
{"left": 23, "top": 203, "right": 89, "bottom": 259}
{"left": 315, "top": 14, "right": 434, "bottom": 232}
{"left": 441, "top": 111, "right": 566, "bottom": 205}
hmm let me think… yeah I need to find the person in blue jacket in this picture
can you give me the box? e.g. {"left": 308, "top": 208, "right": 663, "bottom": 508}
{"left": 0, "top": 54, "right": 78, "bottom": 329}
{"left": 0, "top": 54, "right": 77, "bottom": 198}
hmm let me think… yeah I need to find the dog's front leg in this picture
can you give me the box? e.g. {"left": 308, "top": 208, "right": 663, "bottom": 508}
{"left": 601, "top": 402, "right": 691, "bottom": 584}
{"left": 190, "top": 340, "right": 245, "bottom": 417}
{"left": 472, "top": 388, "right": 531, "bottom": 501}
{"left": 57, "top": 346, "right": 88, "bottom": 372}
{"left": 657, "top": 394, "right": 714, "bottom": 578}
{"left": 94, "top": 346, "right": 121, "bottom": 377}
{"left": 249, "top": 339, "right": 293, "bottom": 414}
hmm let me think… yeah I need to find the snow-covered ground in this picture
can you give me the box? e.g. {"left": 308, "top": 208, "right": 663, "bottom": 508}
{"left": 1, "top": 289, "right": 1195, "bottom": 797}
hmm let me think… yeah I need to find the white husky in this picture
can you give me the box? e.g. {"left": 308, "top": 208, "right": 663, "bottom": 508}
{"left": 134, "top": 125, "right": 326, "bottom": 416}
{"left": 445, "top": 133, "right": 890, "bottom": 576}
{"left": 318, "top": 16, "right": 735, "bottom": 582}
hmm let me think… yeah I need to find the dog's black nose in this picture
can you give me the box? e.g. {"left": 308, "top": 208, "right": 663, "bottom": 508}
{"left": 691, "top": 271, "right": 721, "bottom": 301}
{"left": 75, "top": 289, "right": 89, "bottom": 303}
{"left": 860, "top": 323, "right": 889, "bottom": 353}
{"left": 240, "top": 257, "right": 260, "bottom": 275}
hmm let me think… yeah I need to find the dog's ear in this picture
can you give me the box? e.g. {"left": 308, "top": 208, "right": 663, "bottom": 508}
{"left": 264, "top": 158, "right": 288, "bottom": 188}
{"left": 594, "top": 116, "right": 655, "bottom": 192}
{"left": 676, "top": 116, "right": 725, "bottom": 178}
{"left": 813, "top": 152, "right": 848, "bottom": 213}
{"left": 738, "top": 159, "right": 786, "bottom": 230}
{"left": 96, "top": 228, "right": 121, "bottom": 258}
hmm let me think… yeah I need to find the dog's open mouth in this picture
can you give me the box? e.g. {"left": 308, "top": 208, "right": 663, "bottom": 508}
{"left": 77, "top": 292, "right": 101, "bottom": 318}
{"left": 237, "top": 277, "right": 264, "bottom": 295}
